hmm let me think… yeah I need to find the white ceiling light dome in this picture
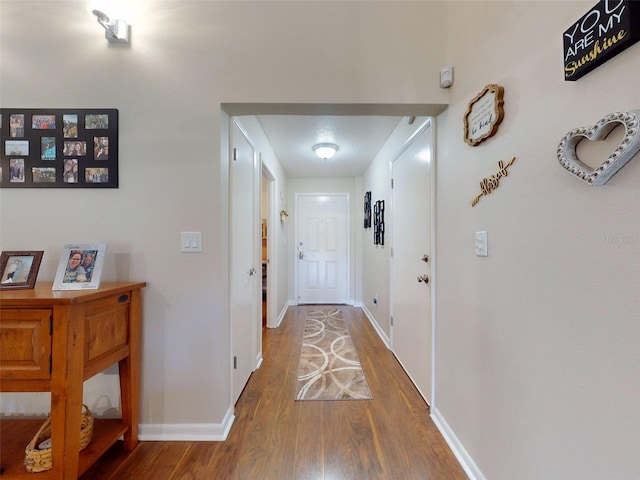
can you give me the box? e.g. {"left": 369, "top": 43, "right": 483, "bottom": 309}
{"left": 313, "top": 143, "right": 339, "bottom": 160}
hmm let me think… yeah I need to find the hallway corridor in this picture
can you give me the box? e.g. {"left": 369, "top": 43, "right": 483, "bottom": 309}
{"left": 81, "top": 306, "right": 467, "bottom": 479}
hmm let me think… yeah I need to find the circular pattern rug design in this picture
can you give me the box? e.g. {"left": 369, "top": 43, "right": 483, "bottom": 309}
{"left": 295, "top": 308, "right": 373, "bottom": 401}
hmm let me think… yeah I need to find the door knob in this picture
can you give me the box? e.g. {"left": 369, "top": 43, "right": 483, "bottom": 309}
{"left": 249, "top": 267, "right": 257, "bottom": 276}
{"left": 417, "top": 274, "right": 429, "bottom": 284}
{"left": 298, "top": 251, "right": 305, "bottom": 260}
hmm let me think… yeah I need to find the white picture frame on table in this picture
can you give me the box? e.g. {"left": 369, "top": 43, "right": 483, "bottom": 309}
{"left": 52, "top": 243, "right": 107, "bottom": 291}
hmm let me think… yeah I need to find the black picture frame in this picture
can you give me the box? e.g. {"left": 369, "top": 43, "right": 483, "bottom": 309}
{"left": 374, "top": 200, "right": 384, "bottom": 245}
{"left": 0, "top": 251, "right": 44, "bottom": 290}
{"left": 563, "top": 0, "right": 640, "bottom": 81}
{"left": 0, "top": 108, "right": 118, "bottom": 188}
{"left": 364, "top": 191, "right": 372, "bottom": 228}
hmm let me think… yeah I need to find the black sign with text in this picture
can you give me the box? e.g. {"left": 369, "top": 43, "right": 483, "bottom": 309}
{"left": 563, "top": 0, "right": 640, "bottom": 81}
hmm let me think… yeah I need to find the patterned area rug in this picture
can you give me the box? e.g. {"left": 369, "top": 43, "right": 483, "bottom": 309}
{"left": 295, "top": 308, "right": 373, "bottom": 401}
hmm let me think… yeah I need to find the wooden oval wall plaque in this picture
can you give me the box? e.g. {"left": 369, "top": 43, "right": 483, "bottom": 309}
{"left": 464, "top": 84, "right": 505, "bottom": 146}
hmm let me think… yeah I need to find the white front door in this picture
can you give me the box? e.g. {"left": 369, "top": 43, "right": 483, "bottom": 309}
{"left": 230, "top": 120, "right": 260, "bottom": 404}
{"left": 390, "top": 119, "right": 433, "bottom": 404}
{"left": 296, "top": 194, "right": 348, "bottom": 304}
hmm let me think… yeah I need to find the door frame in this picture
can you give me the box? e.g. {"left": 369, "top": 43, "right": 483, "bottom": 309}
{"left": 294, "top": 192, "right": 351, "bottom": 305}
{"left": 261, "top": 160, "right": 277, "bottom": 329}
{"left": 229, "top": 119, "right": 262, "bottom": 405}
{"left": 388, "top": 117, "right": 437, "bottom": 405}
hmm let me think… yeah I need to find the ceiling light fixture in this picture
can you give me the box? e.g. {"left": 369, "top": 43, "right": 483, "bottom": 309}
{"left": 313, "top": 143, "right": 339, "bottom": 160}
{"left": 92, "top": 9, "right": 130, "bottom": 44}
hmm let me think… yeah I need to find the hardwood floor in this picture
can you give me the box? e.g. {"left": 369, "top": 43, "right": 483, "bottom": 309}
{"left": 80, "top": 306, "right": 467, "bottom": 479}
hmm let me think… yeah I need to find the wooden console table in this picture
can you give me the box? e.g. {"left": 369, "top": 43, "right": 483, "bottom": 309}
{"left": 0, "top": 281, "right": 146, "bottom": 479}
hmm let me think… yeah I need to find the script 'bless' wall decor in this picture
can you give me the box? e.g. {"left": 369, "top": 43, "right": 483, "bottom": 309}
{"left": 463, "top": 84, "right": 505, "bottom": 146}
{"left": 471, "top": 157, "right": 517, "bottom": 207}
{"left": 563, "top": 0, "right": 640, "bottom": 81}
{"left": 557, "top": 110, "right": 640, "bottom": 185}
{"left": 0, "top": 108, "right": 118, "bottom": 188}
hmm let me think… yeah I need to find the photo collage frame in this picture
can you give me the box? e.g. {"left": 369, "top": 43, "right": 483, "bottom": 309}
{"left": 0, "top": 108, "right": 118, "bottom": 188}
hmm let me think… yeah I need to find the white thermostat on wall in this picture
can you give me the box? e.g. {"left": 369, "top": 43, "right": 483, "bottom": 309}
{"left": 440, "top": 67, "right": 454, "bottom": 88}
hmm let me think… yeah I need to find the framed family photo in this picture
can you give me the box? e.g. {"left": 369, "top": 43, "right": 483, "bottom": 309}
{"left": 52, "top": 243, "right": 107, "bottom": 291}
{"left": 0, "top": 251, "right": 44, "bottom": 290}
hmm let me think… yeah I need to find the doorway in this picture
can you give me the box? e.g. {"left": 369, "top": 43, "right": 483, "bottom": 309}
{"left": 224, "top": 104, "right": 445, "bottom": 411}
{"left": 390, "top": 118, "right": 434, "bottom": 404}
{"left": 261, "top": 163, "right": 275, "bottom": 329}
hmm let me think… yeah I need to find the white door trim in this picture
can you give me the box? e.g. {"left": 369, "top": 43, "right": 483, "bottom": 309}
{"left": 294, "top": 192, "right": 350, "bottom": 305}
{"left": 428, "top": 119, "right": 437, "bottom": 408}
{"left": 388, "top": 117, "right": 437, "bottom": 405}
{"left": 261, "top": 161, "right": 278, "bottom": 329}
{"left": 229, "top": 119, "right": 261, "bottom": 405}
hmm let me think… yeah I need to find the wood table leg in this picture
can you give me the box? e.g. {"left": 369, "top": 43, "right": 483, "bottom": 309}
{"left": 51, "top": 304, "right": 85, "bottom": 479}
{"left": 119, "top": 288, "right": 141, "bottom": 451}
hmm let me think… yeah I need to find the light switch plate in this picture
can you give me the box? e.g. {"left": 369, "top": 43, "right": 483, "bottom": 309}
{"left": 181, "top": 232, "right": 202, "bottom": 252}
{"left": 475, "top": 231, "right": 488, "bottom": 257}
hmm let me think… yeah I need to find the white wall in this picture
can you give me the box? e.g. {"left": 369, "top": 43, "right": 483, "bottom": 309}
{"left": 434, "top": 1, "right": 640, "bottom": 479}
{"left": 4, "top": 2, "right": 636, "bottom": 477}
{"left": 0, "top": 0, "right": 448, "bottom": 434}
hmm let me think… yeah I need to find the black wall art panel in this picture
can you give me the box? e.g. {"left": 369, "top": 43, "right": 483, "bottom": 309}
{"left": 364, "top": 191, "right": 372, "bottom": 228}
{"left": 0, "top": 108, "right": 118, "bottom": 188}
{"left": 374, "top": 200, "right": 384, "bottom": 245}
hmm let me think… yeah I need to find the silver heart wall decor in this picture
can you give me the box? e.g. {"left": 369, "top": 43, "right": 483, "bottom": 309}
{"left": 557, "top": 110, "right": 640, "bottom": 185}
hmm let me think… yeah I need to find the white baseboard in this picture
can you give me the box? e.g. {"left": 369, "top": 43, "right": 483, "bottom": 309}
{"left": 431, "top": 406, "right": 486, "bottom": 480}
{"left": 276, "top": 303, "right": 289, "bottom": 327}
{"left": 267, "top": 303, "right": 290, "bottom": 329}
{"left": 138, "top": 406, "right": 235, "bottom": 441}
{"left": 360, "top": 305, "right": 390, "bottom": 348}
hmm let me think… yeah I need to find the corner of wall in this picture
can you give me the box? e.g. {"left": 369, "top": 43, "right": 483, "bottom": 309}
{"left": 139, "top": 407, "right": 235, "bottom": 442}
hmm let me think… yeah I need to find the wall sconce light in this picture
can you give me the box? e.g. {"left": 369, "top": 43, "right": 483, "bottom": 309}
{"left": 313, "top": 143, "right": 339, "bottom": 160}
{"left": 92, "top": 9, "right": 130, "bottom": 44}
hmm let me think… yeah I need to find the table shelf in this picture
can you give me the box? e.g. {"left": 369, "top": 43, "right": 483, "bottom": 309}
{"left": 0, "top": 282, "right": 145, "bottom": 479}
{"left": 0, "top": 418, "right": 129, "bottom": 479}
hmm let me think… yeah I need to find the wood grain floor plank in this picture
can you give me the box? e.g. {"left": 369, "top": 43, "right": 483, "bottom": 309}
{"left": 80, "top": 305, "right": 467, "bottom": 480}
{"left": 169, "top": 442, "right": 226, "bottom": 480}
{"left": 106, "top": 442, "right": 188, "bottom": 480}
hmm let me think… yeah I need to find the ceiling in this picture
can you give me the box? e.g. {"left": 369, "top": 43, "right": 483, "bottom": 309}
{"left": 255, "top": 115, "right": 404, "bottom": 178}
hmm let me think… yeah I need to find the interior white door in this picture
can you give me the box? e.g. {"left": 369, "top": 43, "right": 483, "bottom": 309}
{"left": 390, "top": 120, "right": 433, "bottom": 404}
{"left": 230, "top": 121, "right": 260, "bottom": 404}
{"left": 296, "top": 194, "right": 348, "bottom": 304}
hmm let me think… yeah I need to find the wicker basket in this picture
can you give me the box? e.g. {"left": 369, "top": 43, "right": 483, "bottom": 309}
{"left": 24, "top": 404, "right": 94, "bottom": 473}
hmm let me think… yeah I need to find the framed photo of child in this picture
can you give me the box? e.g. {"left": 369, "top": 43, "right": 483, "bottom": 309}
{"left": 0, "top": 251, "right": 44, "bottom": 290}
{"left": 52, "top": 244, "right": 107, "bottom": 291}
